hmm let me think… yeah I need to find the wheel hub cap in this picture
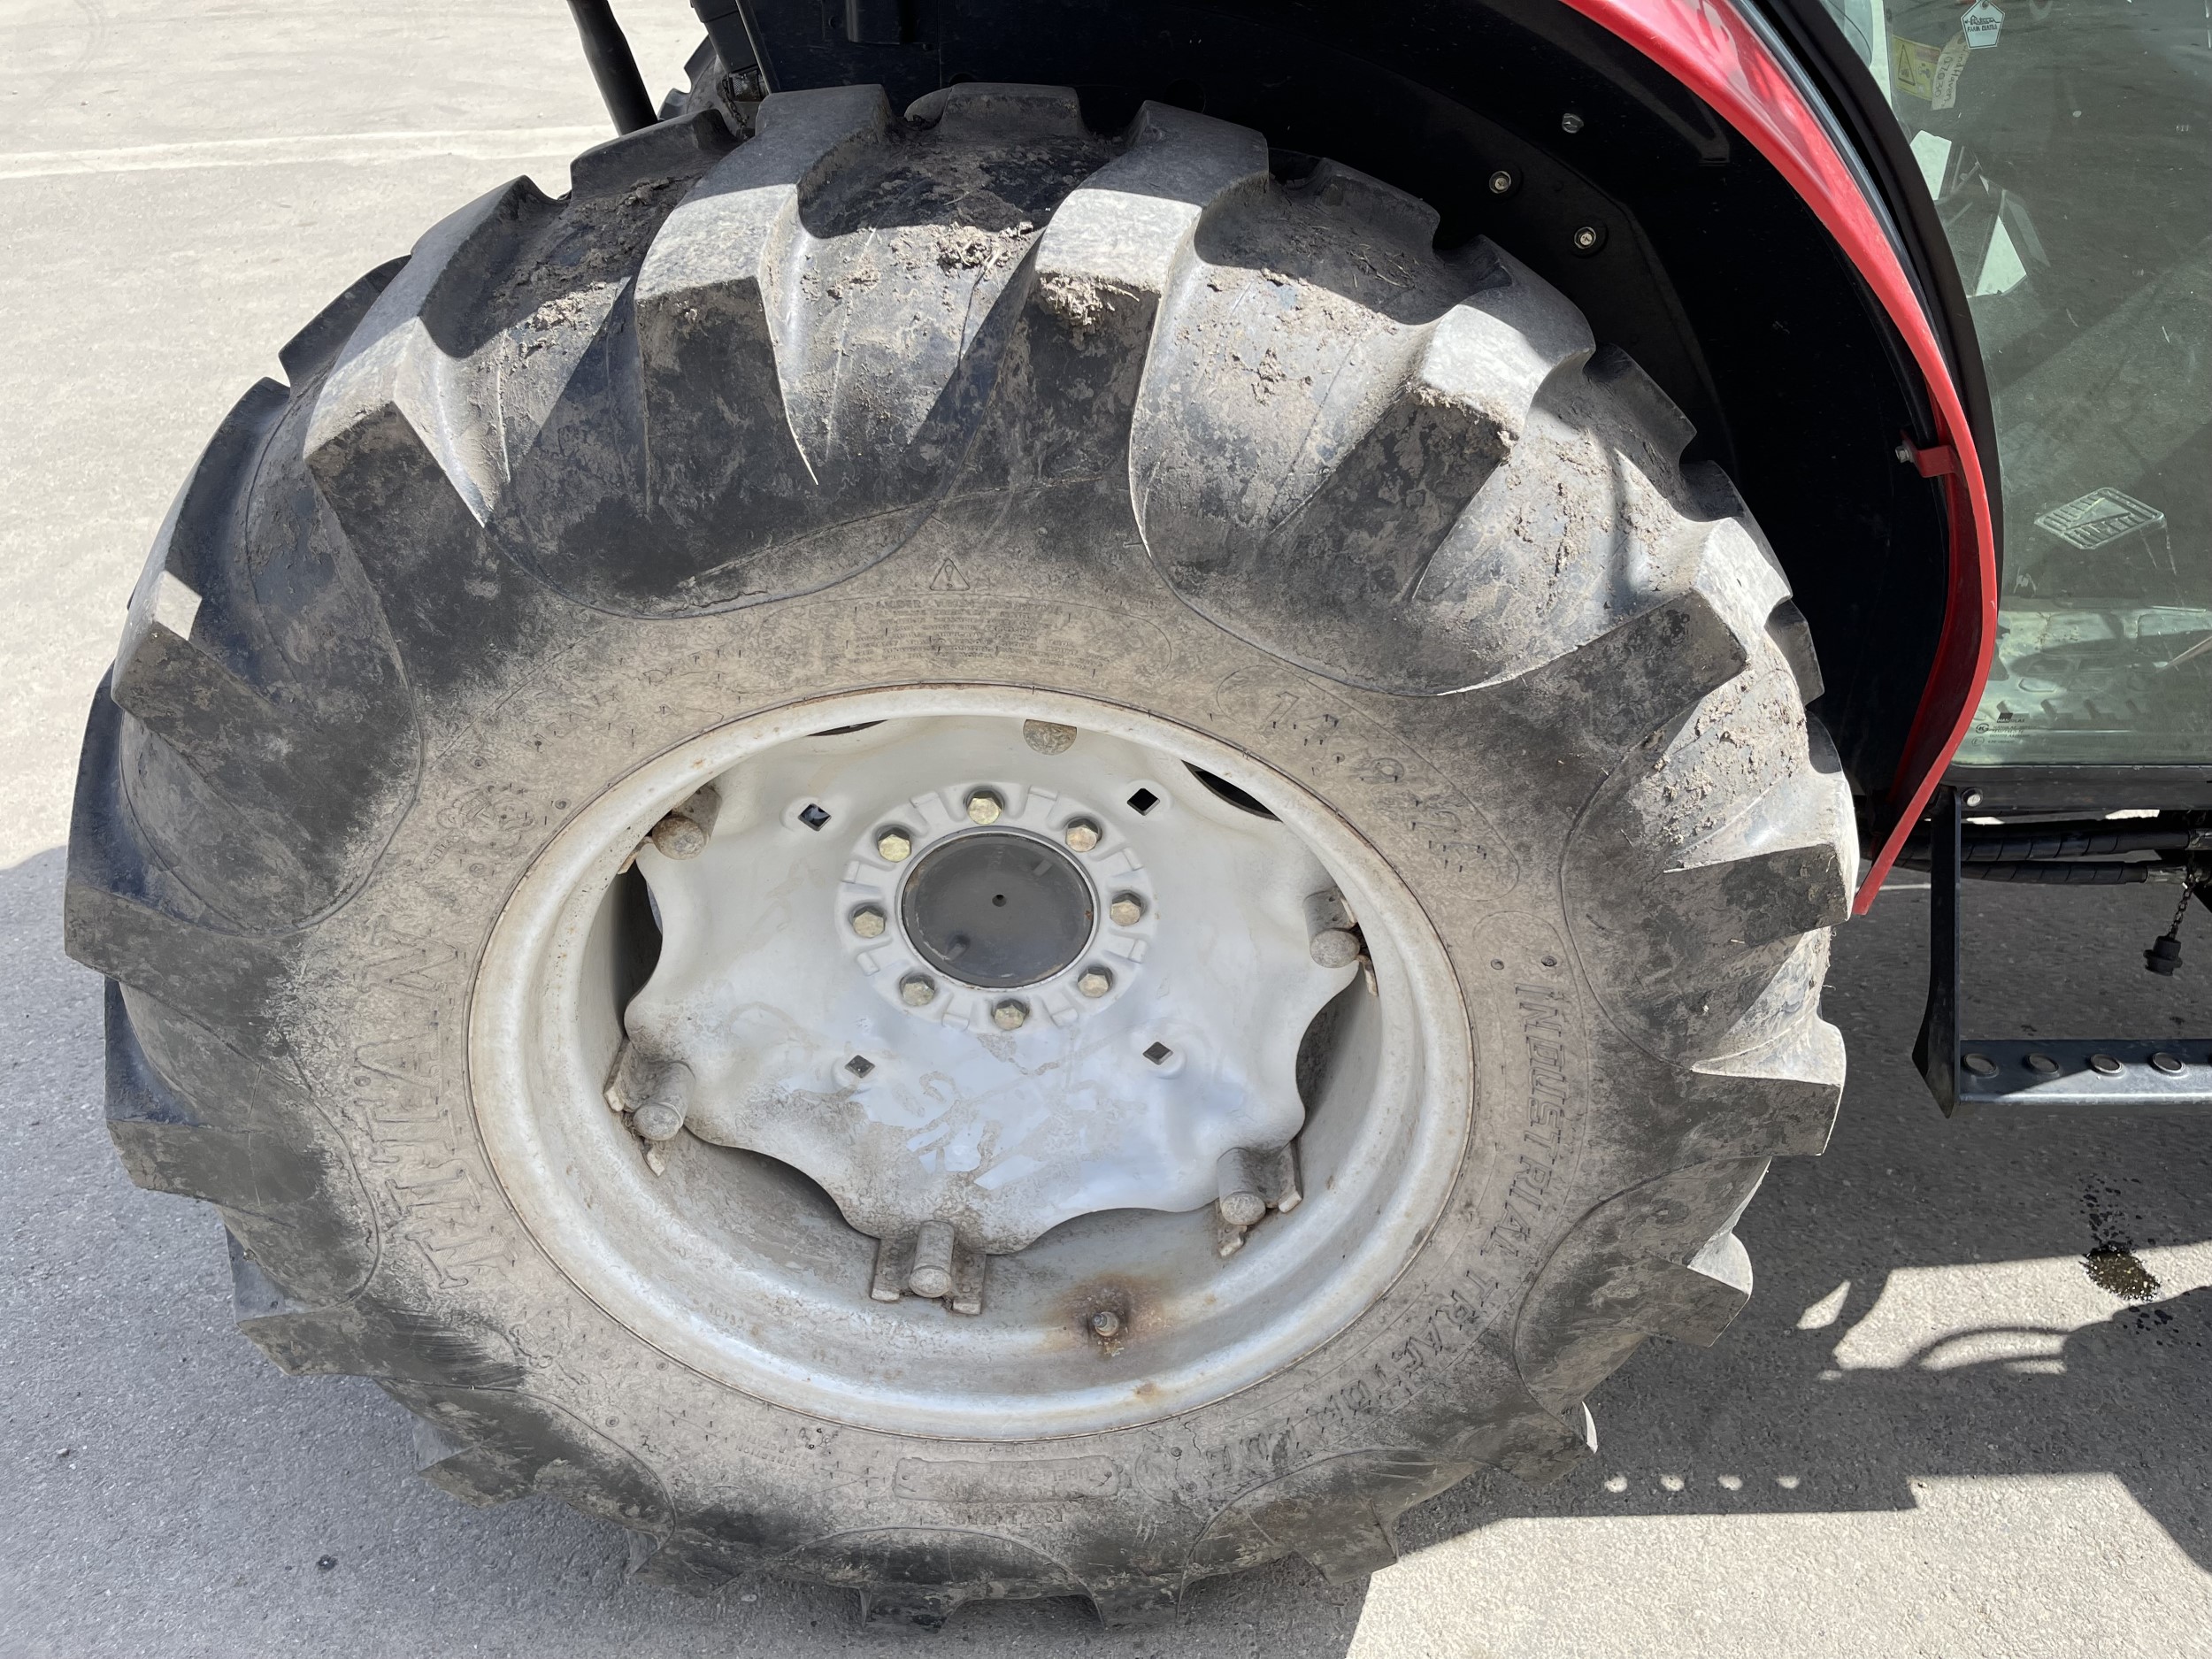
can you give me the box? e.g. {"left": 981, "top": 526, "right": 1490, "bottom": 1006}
{"left": 902, "top": 830, "right": 1094, "bottom": 987}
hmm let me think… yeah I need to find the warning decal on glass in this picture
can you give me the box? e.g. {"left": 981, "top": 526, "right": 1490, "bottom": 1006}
{"left": 2034, "top": 488, "right": 2168, "bottom": 552}
{"left": 1892, "top": 35, "right": 1941, "bottom": 99}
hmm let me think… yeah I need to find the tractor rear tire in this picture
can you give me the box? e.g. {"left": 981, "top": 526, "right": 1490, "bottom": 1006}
{"left": 66, "top": 83, "right": 1852, "bottom": 1626}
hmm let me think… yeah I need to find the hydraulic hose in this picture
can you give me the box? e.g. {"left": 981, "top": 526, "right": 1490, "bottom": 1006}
{"left": 564, "top": 0, "right": 657, "bottom": 134}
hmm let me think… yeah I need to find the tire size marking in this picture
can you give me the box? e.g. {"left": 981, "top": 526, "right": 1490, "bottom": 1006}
{"left": 1204, "top": 670, "right": 1518, "bottom": 891}
{"left": 349, "top": 918, "right": 512, "bottom": 1287}
{"left": 893, "top": 1455, "right": 1123, "bottom": 1503}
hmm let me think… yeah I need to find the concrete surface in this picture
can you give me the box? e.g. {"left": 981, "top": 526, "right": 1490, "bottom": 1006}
{"left": 4, "top": 5, "right": 2209, "bottom": 1655}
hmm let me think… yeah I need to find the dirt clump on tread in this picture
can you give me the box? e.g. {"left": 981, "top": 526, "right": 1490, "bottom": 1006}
{"left": 1037, "top": 271, "right": 1130, "bottom": 330}
{"left": 927, "top": 219, "right": 1034, "bottom": 271}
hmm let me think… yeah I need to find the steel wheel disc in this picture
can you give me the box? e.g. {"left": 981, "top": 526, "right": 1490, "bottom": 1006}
{"left": 473, "top": 687, "right": 1470, "bottom": 1439}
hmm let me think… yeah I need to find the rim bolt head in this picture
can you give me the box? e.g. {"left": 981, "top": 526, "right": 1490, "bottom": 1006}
{"left": 1022, "top": 720, "right": 1078, "bottom": 755}
{"left": 1310, "top": 929, "right": 1362, "bottom": 969}
{"left": 1108, "top": 895, "right": 1143, "bottom": 927}
{"left": 1487, "top": 167, "right": 1515, "bottom": 195}
{"left": 1064, "top": 819, "right": 1101, "bottom": 852}
{"left": 649, "top": 812, "right": 710, "bottom": 859}
{"left": 876, "top": 828, "right": 912, "bottom": 863}
{"left": 900, "top": 974, "right": 937, "bottom": 1007}
{"left": 966, "top": 789, "right": 1003, "bottom": 826}
{"left": 1077, "top": 968, "right": 1113, "bottom": 999}
{"left": 992, "top": 998, "right": 1029, "bottom": 1031}
{"left": 850, "top": 906, "right": 887, "bottom": 939}
{"left": 1088, "top": 1310, "right": 1122, "bottom": 1339}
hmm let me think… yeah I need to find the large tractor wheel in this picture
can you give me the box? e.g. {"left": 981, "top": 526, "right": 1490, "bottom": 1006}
{"left": 67, "top": 83, "right": 1852, "bottom": 1624}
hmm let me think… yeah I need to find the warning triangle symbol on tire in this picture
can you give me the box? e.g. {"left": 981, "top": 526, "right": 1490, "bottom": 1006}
{"left": 928, "top": 558, "right": 970, "bottom": 592}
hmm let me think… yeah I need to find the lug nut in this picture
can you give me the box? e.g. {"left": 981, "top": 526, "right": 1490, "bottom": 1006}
{"left": 1064, "top": 819, "right": 1101, "bottom": 852}
{"left": 876, "top": 827, "right": 913, "bottom": 862}
{"left": 1487, "top": 167, "right": 1515, "bottom": 195}
{"left": 1077, "top": 967, "right": 1113, "bottom": 999}
{"left": 900, "top": 974, "right": 938, "bottom": 1007}
{"left": 1571, "top": 224, "right": 1603, "bottom": 254}
{"left": 1561, "top": 110, "right": 1585, "bottom": 134}
{"left": 1088, "top": 1310, "right": 1122, "bottom": 1339}
{"left": 1023, "top": 719, "right": 1078, "bottom": 755}
{"left": 850, "top": 906, "right": 887, "bottom": 939}
{"left": 992, "top": 998, "right": 1029, "bottom": 1031}
{"left": 1108, "top": 895, "right": 1143, "bottom": 927}
{"left": 966, "top": 789, "right": 1003, "bottom": 826}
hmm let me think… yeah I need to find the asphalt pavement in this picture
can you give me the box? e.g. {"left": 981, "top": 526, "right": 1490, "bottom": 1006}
{"left": 4, "top": 5, "right": 2210, "bottom": 1655}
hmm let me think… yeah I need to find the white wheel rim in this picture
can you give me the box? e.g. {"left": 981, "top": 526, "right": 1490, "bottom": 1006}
{"left": 473, "top": 686, "right": 1471, "bottom": 1439}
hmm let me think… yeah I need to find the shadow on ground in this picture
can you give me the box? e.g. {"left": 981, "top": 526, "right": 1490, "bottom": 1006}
{"left": 1406, "top": 873, "right": 2212, "bottom": 1577}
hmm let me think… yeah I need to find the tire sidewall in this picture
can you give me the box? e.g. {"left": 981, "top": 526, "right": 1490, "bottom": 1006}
{"left": 294, "top": 476, "right": 1621, "bottom": 1566}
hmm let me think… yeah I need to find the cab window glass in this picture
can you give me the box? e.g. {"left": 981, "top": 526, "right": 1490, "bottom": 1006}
{"left": 1820, "top": 0, "right": 2212, "bottom": 764}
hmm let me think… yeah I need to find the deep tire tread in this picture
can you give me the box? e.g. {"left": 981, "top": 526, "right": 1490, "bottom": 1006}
{"left": 68, "top": 82, "right": 1857, "bottom": 1623}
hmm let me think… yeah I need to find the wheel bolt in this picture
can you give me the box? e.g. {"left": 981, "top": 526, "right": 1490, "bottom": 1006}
{"left": 1064, "top": 819, "right": 1101, "bottom": 852}
{"left": 1310, "top": 929, "right": 1362, "bottom": 969}
{"left": 1088, "top": 1310, "right": 1122, "bottom": 1339}
{"left": 1217, "top": 1146, "right": 1269, "bottom": 1226}
{"left": 1077, "top": 967, "right": 1113, "bottom": 999}
{"left": 1023, "top": 719, "right": 1078, "bottom": 755}
{"left": 966, "top": 789, "right": 1003, "bottom": 826}
{"left": 632, "top": 1064, "right": 692, "bottom": 1143}
{"left": 992, "top": 998, "right": 1029, "bottom": 1031}
{"left": 649, "top": 811, "right": 710, "bottom": 859}
{"left": 1108, "top": 894, "right": 1143, "bottom": 927}
{"left": 908, "top": 1220, "right": 956, "bottom": 1300}
{"left": 900, "top": 974, "right": 937, "bottom": 1007}
{"left": 850, "top": 906, "right": 887, "bottom": 939}
{"left": 876, "top": 828, "right": 913, "bottom": 862}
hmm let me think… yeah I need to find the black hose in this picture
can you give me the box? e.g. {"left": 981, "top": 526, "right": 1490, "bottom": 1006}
{"left": 1947, "top": 860, "right": 2159, "bottom": 886}
{"left": 1896, "top": 818, "right": 2208, "bottom": 873}
{"left": 1962, "top": 826, "right": 2194, "bottom": 862}
{"left": 565, "top": 0, "right": 658, "bottom": 134}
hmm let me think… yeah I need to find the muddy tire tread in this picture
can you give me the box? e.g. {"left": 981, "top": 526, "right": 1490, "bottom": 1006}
{"left": 65, "top": 82, "right": 1853, "bottom": 1623}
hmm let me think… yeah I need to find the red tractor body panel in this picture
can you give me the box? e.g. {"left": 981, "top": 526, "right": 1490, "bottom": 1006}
{"left": 1561, "top": 0, "right": 1996, "bottom": 908}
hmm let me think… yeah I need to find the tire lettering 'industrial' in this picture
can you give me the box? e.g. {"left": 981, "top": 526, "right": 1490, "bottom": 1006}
{"left": 1487, "top": 982, "right": 1577, "bottom": 1259}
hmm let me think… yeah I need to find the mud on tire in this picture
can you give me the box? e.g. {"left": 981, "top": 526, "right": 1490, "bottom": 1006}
{"left": 67, "top": 83, "right": 1853, "bottom": 1626}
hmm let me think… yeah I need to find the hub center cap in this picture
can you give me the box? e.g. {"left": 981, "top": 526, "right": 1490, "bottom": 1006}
{"left": 902, "top": 831, "right": 1094, "bottom": 988}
